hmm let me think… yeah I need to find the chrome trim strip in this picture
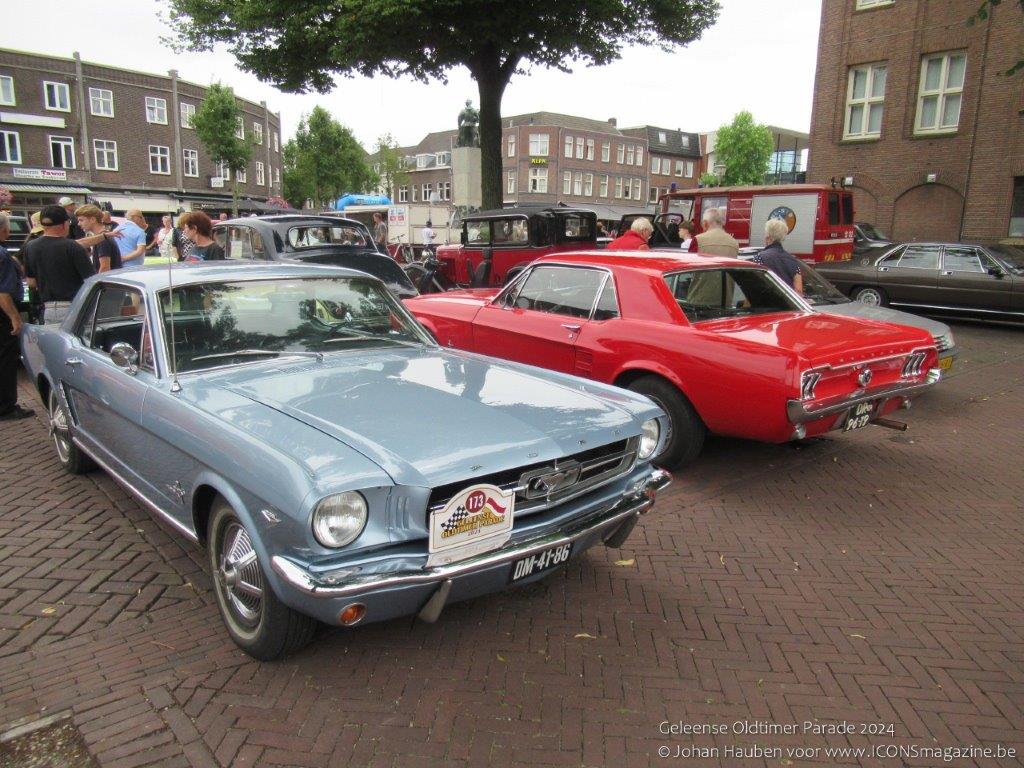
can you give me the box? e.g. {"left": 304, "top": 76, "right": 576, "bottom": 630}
{"left": 272, "top": 468, "right": 671, "bottom": 598}
{"left": 786, "top": 369, "right": 941, "bottom": 424}
{"left": 804, "top": 346, "right": 935, "bottom": 374}
{"left": 889, "top": 301, "right": 1024, "bottom": 317}
{"left": 72, "top": 437, "right": 199, "bottom": 542}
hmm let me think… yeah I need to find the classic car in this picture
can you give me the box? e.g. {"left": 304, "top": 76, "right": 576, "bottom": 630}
{"left": 418, "top": 205, "right": 597, "bottom": 292}
{"left": 405, "top": 252, "right": 941, "bottom": 468}
{"left": 853, "top": 222, "right": 892, "bottom": 254}
{"left": 20, "top": 263, "right": 670, "bottom": 659}
{"left": 815, "top": 242, "right": 1024, "bottom": 322}
{"left": 211, "top": 214, "right": 419, "bottom": 299}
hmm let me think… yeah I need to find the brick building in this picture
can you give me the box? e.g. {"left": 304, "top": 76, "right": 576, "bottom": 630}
{"left": 620, "top": 125, "right": 703, "bottom": 203}
{"left": 0, "top": 48, "right": 284, "bottom": 219}
{"left": 395, "top": 130, "right": 456, "bottom": 205}
{"left": 807, "top": 0, "right": 1024, "bottom": 243}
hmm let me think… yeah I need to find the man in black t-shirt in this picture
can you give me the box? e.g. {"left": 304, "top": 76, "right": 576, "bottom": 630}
{"left": 23, "top": 206, "right": 95, "bottom": 325}
{"left": 58, "top": 196, "right": 86, "bottom": 241}
{"left": 0, "top": 213, "right": 33, "bottom": 420}
{"left": 76, "top": 205, "right": 122, "bottom": 272}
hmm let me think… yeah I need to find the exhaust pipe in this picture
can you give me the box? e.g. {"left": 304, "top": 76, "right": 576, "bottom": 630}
{"left": 872, "top": 417, "right": 908, "bottom": 431}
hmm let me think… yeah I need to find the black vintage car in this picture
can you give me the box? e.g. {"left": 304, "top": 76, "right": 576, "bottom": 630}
{"left": 212, "top": 215, "right": 418, "bottom": 299}
{"left": 815, "top": 241, "right": 1024, "bottom": 322}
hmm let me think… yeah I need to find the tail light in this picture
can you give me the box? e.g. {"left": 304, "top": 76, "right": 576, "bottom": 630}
{"left": 901, "top": 352, "right": 927, "bottom": 378}
{"left": 800, "top": 371, "right": 822, "bottom": 400}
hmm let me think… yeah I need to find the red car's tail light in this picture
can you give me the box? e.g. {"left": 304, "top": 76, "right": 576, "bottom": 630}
{"left": 800, "top": 371, "right": 822, "bottom": 401}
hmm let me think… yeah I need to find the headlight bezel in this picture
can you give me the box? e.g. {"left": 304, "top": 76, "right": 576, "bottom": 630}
{"left": 638, "top": 417, "right": 661, "bottom": 461}
{"left": 311, "top": 491, "right": 368, "bottom": 548}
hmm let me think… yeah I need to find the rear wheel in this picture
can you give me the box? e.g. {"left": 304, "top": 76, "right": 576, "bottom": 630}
{"left": 208, "top": 499, "right": 316, "bottom": 660}
{"left": 627, "top": 376, "right": 705, "bottom": 468}
{"left": 48, "top": 387, "right": 94, "bottom": 475}
{"left": 852, "top": 286, "right": 887, "bottom": 306}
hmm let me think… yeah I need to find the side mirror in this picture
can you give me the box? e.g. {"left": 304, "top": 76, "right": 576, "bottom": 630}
{"left": 109, "top": 342, "right": 139, "bottom": 375}
{"left": 987, "top": 266, "right": 1005, "bottom": 278}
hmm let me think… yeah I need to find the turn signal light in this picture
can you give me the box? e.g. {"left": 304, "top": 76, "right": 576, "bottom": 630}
{"left": 339, "top": 603, "right": 366, "bottom": 626}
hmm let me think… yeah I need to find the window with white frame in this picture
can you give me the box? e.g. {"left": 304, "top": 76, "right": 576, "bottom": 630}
{"left": 253, "top": 122, "right": 263, "bottom": 144}
{"left": 44, "top": 81, "right": 70, "bottom": 111}
{"left": 436, "top": 151, "right": 450, "bottom": 166}
{"left": 601, "top": 142, "right": 610, "bottom": 162}
{"left": 529, "top": 133, "right": 549, "bottom": 156}
{"left": 507, "top": 170, "right": 516, "bottom": 194}
{"left": 235, "top": 117, "right": 244, "bottom": 140}
{"left": 658, "top": 130, "right": 667, "bottom": 143}
{"left": 180, "top": 102, "right": 195, "bottom": 129}
{"left": 916, "top": 52, "right": 966, "bottom": 134}
{"left": 93, "top": 139, "right": 117, "bottom": 170}
{"left": 236, "top": 166, "right": 246, "bottom": 183}
{"left": 49, "top": 135, "right": 74, "bottom": 168}
{"left": 681, "top": 136, "right": 690, "bottom": 148}
{"left": 411, "top": 185, "right": 419, "bottom": 202}
{"left": 649, "top": 186, "right": 659, "bottom": 204}
{"left": 440, "top": 180, "right": 451, "bottom": 200}
{"left": 575, "top": 136, "right": 584, "bottom": 159}
{"left": 584, "top": 173, "right": 593, "bottom": 196}
{"left": 562, "top": 171, "right": 572, "bottom": 195}
{"left": 614, "top": 177, "right": 624, "bottom": 198}
{"left": 564, "top": 135, "right": 573, "bottom": 157}
{"left": 398, "top": 185, "right": 408, "bottom": 202}
{"left": 675, "top": 160, "right": 684, "bottom": 176}
{"left": 599, "top": 174, "right": 608, "bottom": 197}
{"left": 216, "top": 160, "right": 231, "bottom": 180}
{"left": 89, "top": 87, "right": 113, "bottom": 117}
{"left": 274, "top": 166, "right": 280, "bottom": 185}
{"left": 0, "top": 130, "right": 20, "bottom": 164}
{"left": 183, "top": 148, "right": 198, "bottom": 177}
{"left": 256, "top": 161, "right": 265, "bottom": 185}
{"left": 845, "top": 63, "right": 887, "bottom": 138}
{"left": 616, "top": 144, "right": 625, "bottom": 163}
{"left": 623, "top": 178, "right": 632, "bottom": 200}
{"left": 651, "top": 157, "right": 660, "bottom": 174}
{"left": 684, "top": 161, "right": 694, "bottom": 177}
{"left": 573, "top": 171, "right": 582, "bottom": 196}
{"left": 145, "top": 96, "right": 167, "bottom": 124}
{"left": 273, "top": 131, "right": 279, "bottom": 152}
{"left": 529, "top": 167, "right": 548, "bottom": 192}
{"left": 625, "top": 145, "right": 635, "bottom": 165}
{"left": 856, "top": 0, "right": 894, "bottom": 8}
{"left": 422, "top": 182, "right": 432, "bottom": 200}
{"left": 507, "top": 135, "right": 516, "bottom": 157}
{"left": 632, "top": 178, "right": 642, "bottom": 199}
{"left": 586, "top": 138, "right": 594, "bottom": 161}
{"left": 0, "top": 76, "right": 14, "bottom": 106}
{"left": 149, "top": 145, "right": 170, "bottom": 174}
{"left": 636, "top": 146, "right": 643, "bottom": 166}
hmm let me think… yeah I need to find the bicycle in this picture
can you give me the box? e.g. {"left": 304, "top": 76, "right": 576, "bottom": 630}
{"left": 390, "top": 234, "right": 417, "bottom": 265}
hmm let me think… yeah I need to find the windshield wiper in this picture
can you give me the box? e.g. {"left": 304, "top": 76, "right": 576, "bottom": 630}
{"left": 191, "top": 349, "right": 323, "bottom": 363}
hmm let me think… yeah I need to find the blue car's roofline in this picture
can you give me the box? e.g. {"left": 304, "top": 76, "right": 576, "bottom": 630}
{"left": 82, "top": 262, "right": 373, "bottom": 292}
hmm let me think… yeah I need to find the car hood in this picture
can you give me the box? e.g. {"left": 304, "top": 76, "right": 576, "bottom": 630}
{"left": 184, "top": 347, "right": 648, "bottom": 488}
{"left": 815, "top": 301, "right": 951, "bottom": 341}
{"left": 694, "top": 311, "right": 934, "bottom": 366}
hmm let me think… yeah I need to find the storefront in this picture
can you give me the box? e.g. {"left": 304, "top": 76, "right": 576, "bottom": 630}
{"left": 0, "top": 183, "right": 92, "bottom": 219}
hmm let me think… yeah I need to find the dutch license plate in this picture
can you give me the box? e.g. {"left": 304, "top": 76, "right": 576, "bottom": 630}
{"left": 844, "top": 401, "right": 874, "bottom": 431}
{"left": 939, "top": 357, "right": 953, "bottom": 371}
{"left": 510, "top": 543, "right": 573, "bottom": 583}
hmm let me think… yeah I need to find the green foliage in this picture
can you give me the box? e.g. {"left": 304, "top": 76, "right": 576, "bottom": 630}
{"left": 373, "top": 134, "right": 409, "bottom": 202}
{"left": 282, "top": 107, "right": 374, "bottom": 209}
{"left": 712, "top": 112, "right": 774, "bottom": 187}
{"left": 166, "top": 0, "right": 721, "bottom": 209}
{"left": 967, "top": 0, "right": 1024, "bottom": 75}
{"left": 698, "top": 172, "right": 720, "bottom": 188}
{"left": 192, "top": 83, "right": 252, "bottom": 216}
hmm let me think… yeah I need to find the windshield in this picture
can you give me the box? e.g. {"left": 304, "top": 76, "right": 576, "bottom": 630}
{"left": 857, "top": 223, "right": 887, "bottom": 240}
{"left": 986, "top": 244, "right": 1024, "bottom": 274}
{"left": 159, "top": 277, "right": 432, "bottom": 373}
{"left": 664, "top": 267, "right": 803, "bottom": 322}
{"left": 798, "top": 263, "right": 849, "bottom": 305}
{"left": 287, "top": 224, "right": 368, "bottom": 248}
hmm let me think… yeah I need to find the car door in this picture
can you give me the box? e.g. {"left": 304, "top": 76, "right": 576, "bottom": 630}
{"left": 60, "top": 282, "right": 154, "bottom": 483}
{"left": 875, "top": 244, "right": 940, "bottom": 304}
{"left": 936, "top": 245, "right": 1011, "bottom": 312}
{"left": 471, "top": 264, "right": 606, "bottom": 374}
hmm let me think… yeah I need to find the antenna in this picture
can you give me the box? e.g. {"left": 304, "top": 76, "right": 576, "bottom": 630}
{"left": 167, "top": 231, "right": 181, "bottom": 394}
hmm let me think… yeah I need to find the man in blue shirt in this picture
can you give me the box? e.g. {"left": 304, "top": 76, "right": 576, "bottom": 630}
{"left": 114, "top": 209, "right": 148, "bottom": 267}
{"left": 0, "top": 213, "right": 33, "bottom": 420}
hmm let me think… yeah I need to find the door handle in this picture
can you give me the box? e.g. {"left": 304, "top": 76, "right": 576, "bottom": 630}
{"left": 877, "top": 267, "right": 889, "bottom": 272}
{"left": 561, "top": 323, "right": 582, "bottom": 333}
{"left": 941, "top": 270, "right": 953, "bottom": 276}
{"left": 65, "top": 357, "right": 83, "bottom": 367}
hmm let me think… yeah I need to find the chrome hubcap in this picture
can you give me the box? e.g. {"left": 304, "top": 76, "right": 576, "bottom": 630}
{"left": 217, "top": 523, "right": 264, "bottom": 627}
{"left": 48, "top": 391, "right": 71, "bottom": 463}
{"left": 859, "top": 290, "right": 880, "bottom": 306}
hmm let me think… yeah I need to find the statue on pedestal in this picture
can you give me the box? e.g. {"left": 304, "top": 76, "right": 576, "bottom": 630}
{"left": 457, "top": 100, "right": 480, "bottom": 148}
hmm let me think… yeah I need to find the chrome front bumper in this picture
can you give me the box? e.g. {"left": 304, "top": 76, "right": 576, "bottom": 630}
{"left": 786, "top": 368, "right": 941, "bottom": 425}
{"left": 272, "top": 467, "right": 672, "bottom": 599}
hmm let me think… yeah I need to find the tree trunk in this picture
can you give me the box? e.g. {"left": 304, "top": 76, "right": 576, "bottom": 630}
{"left": 231, "top": 177, "right": 239, "bottom": 217}
{"left": 476, "top": 65, "right": 510, "bottom": 211}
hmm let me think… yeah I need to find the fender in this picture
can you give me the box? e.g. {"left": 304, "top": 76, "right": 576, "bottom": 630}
{"left": 612, "top": 360, "right": 694, "bottom": 401}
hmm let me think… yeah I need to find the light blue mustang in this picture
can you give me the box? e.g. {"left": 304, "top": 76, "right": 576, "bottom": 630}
{"left": 21, "top": 263, "right": 670, "bottom": 659}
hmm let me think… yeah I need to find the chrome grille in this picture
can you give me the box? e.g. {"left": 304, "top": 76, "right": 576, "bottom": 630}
{"left": 427, "top": 437, "right": 639, "bottom": 518}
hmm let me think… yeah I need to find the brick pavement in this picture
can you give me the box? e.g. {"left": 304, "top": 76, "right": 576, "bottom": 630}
{"left": 0, "top": 322, "right": 1022, "bottom": 767}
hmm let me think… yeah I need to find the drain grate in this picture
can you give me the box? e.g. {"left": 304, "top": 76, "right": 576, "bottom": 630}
{"left": 0, "top": 713, "right": 99, "bottom": 768}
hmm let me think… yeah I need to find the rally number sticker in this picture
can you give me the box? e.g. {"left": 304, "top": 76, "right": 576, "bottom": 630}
{"left": 427, "top": 484, "right": 515, "bottom": 567}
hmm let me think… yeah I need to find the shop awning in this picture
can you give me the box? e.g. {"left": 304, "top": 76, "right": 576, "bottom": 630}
{"left": 92, "top": 193, "right": 179, "bottom": 213}
{"left": 2, "top": 183, "right": 92, "bottom": 195}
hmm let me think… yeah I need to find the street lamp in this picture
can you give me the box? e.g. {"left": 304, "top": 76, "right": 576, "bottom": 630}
{"left": 713, "top": 162, "right": 726, "bottom": 184}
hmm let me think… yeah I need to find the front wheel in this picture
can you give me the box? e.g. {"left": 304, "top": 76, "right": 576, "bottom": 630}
{"left": 48, "top": 387, "right": 94, "bottom": 475}
{"left": 852, "top": 286, "right": 888, "bottom": 306}
{"left": 627, "top": 376, "right": 706, "bottom": 469}
{"left": 208, "top": 499, "right": 316, "bottom": 660}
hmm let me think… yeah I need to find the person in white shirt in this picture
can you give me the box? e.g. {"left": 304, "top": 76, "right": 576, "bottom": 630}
{"left": 679, "top": 220, "right": 695, "bottom": 251}
{"left": 421, "top": 220, "right": 436, "bottom": 257}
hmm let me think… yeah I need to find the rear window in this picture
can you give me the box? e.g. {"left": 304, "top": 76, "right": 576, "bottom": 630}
{"left": 287, "top": 225, "right": 368, "bottom": 248}
{"left": 663, "top": 268, "right": 802, "bottom": 322}
{"left": 7, "top": 218, "right": 29, "bottom": 235}
{"left": 560, "top": 213, "right": 593, "bottom": 241}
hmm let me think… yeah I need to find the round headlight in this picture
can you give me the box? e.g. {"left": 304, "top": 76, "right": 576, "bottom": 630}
{"left": 638, "top": 418, "right": 661, "bottom": 460}
{"left": 312, "top": 492, "right": 368, "bottom": 548}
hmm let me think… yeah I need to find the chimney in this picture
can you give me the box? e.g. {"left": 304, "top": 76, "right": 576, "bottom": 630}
{"left": 608, "top": 117, "right": 617, "bottom": 127}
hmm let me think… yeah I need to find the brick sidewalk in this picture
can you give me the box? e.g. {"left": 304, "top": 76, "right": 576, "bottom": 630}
{"left": 1, "top": 322, "right": 1022, "bottom": 767}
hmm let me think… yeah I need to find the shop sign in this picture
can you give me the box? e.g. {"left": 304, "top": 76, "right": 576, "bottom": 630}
{"left": 12, "top": 167, "right": 67, "bottom": 181}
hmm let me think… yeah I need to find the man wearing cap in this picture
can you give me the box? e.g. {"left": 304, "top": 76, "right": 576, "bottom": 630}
{"left": 58, "top": 196, "right": 86, "bottom": 240}
{"left": 114, "top": 209, "right": 149, "bottom": 268}
{"left": 21, "top": 206, "right": 95, "bottom": 326}
{"left": 0, "top": 212, "right": 34, "bottom": 421}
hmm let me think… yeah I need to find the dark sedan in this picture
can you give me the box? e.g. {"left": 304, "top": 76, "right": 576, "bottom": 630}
{"left": 816, "top": 242, "right": 1024, "bottom": 322}
{"left": 213, "top": 215, "right": 418, "bottom": 299}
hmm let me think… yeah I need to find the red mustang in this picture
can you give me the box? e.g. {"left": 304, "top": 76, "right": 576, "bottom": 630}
{"left": 404, "top": 252, "right": 941, "bottom": 467}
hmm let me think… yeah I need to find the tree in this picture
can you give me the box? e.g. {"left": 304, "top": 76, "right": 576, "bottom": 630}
{"left": 373, "top": 134, "right": 409, "bottom": 202}
{"left": 192, "top": 83, "right": 251, "bottom": 216}
{"left": 698, "top": 172, "right": 720, "bottom": 188}
{"left": 968, "top": 0, "right": 1024, "bottom": 75}
{"left": 166, "top": 0, "right": 720, "bottom": 210}
{"left": 282, "top": 107, "right": 374, "bottom": 210}
{"left": 712, "top": 111, "right": 773, "bottom": 187}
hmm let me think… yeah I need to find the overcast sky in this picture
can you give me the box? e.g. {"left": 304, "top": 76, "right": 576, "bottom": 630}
{"left": 3, "top": 0, "right": 823, "bottom": 148}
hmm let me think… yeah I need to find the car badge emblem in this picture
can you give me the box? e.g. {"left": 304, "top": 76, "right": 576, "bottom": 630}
{"left": 857, "top": 368, "right": 873, "bottom": 387}
{"left": 521, "top": 461, "right": 582, "bottom": 499}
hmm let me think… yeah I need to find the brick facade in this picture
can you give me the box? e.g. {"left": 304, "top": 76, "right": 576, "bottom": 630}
{"left": 807, "top": 0, "right": 1024, "bottom": 243}
{"left": 0, "top": 48, "right": 283, "bottom": 216}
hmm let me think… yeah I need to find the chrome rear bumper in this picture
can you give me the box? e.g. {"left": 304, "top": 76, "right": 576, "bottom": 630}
{"left": 272, "top": 467, "right": 671, "bottom": 599}
{"left": 786, "top": 368, "right": 941, "bottom": 425}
